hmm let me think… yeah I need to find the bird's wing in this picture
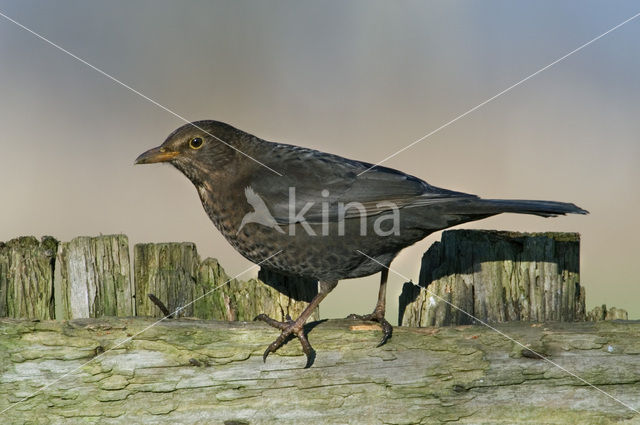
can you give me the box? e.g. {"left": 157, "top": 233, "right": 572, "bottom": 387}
{"left": 248, "top": 143, "right": 477, "bottom": 224}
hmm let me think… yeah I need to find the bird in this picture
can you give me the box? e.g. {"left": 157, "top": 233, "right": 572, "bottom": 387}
{"left": 135, "top": 120, "right": 587, "bottom": 367}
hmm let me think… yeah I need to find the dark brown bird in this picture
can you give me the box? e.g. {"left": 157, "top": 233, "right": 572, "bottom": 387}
{"left": 136, "top": 120, "right": 587, "bottom": 366}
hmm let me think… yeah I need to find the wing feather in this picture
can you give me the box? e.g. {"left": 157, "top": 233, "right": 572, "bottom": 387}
{"left": 246, "top": 142, "right": 476, "bottom": 224}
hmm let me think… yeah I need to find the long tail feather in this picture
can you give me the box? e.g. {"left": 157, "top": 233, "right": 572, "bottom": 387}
{"left": 448, "top": 199, "right": 588, "bottom": 218}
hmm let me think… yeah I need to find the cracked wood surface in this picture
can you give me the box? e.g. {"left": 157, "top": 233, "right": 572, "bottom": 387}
{"left": 1, "top": 318, "right": 639, "bottom": 424}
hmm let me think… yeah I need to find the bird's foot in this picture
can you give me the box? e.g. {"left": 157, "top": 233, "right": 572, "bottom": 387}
{"left": 346, "top": 309, "right": 393, "bottom": 347}
{"left": 254, "top": 313, "right": 315, "bottom": 368}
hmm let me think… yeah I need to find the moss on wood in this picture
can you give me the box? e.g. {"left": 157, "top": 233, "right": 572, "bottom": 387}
{"left": 0, "top": 236, "right": 57, "bottom": 319}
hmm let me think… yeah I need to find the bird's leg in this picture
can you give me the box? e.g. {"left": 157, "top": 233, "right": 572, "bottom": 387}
{"left": 255, "top": 279, "right": 338, "bottom": 368}
{"left": 347, "top": 269, "right": 393, "bottom": 347}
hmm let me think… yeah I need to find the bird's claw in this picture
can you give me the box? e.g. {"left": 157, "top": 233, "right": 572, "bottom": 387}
{"left": 254, "top": 313, "right": 293, "bottom": 330}
{"left": 254, "top": 313, "right": 316, "bottom": 368}
{"left": 347, "top": 311, "right": 393, "bottom": 347}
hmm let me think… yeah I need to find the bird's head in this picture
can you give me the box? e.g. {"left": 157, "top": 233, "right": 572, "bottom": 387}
{"left": 135, "top": 120, "right": 240, "bottom": 185}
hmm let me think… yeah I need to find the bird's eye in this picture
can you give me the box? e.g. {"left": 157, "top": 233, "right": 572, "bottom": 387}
{"left": 189, "top": 137, "right": 203, "bottom": 149}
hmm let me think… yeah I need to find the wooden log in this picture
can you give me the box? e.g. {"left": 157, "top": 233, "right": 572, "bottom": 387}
{"left": 53, "top": 235, "right": 133, "bottom": 319}
{"left": 0, "top": 237, "right": 57, "bottom": 319}
{"left": 400, "top": 230, "right": 585, "bottom": 327}
{"left": 1, "top": 318, "right": 639, "bottom": 424}
{"left": 134, "top": 243, "right": 316, "bottom": 321}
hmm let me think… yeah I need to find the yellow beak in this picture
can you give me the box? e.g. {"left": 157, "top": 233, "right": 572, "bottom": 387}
{"left": 134, "top": 146, "right": 179, "bottom": 164}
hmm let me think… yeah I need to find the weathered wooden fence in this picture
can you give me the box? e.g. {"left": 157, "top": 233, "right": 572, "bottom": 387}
{"left": 0, "top": 231, "right": 627, "bottom": 325}
{"left": 0, "top": 235, "right": 317, "bottom": 322}
{"left": 0, "top": 230, "right": 636, "bottom": 424}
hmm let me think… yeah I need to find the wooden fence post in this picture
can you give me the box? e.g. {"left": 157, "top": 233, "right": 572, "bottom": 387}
{"left": 53, "top": 235, "right": 133, "bottom": 319}
{"left": 0, "top": 236, "right": 57, "bottom": 319}
{"left": 134, "top": 242, "right": 200, "bottom": 317}
{"left": 399, "top": 230, "right": 585, "bottom": 326}
{"left": 193, "top": 260, "right": 318, "bottom": 321}
{"left": 134, "top": 244, "right": 316, "bottom": 321}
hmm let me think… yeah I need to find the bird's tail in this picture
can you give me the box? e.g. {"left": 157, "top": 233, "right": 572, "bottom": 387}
{"left": 446, "top": 198, "right": 588, "bottom": 218}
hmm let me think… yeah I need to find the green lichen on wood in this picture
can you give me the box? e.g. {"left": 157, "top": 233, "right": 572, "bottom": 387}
{"left": 135, "top": 244, "right": 316, "bottom": 322}
{"left": 1, "top": 236, "right": 316, "bottom": 323}
{"left": 54, "top": 235, "right": 133, "bottom": 319}
{"left": 134, "top": 242, "right": 200, "bottom": 317}
{"left": 193, "top": 258, "right": 318, "bottom": 322}
{"left": 0, "top": 243, "right": 7, "bottom": 317}
{"left": 0, "top": 318, "right": 639, "bottom": 424}
{"left": 0, "top": 236, "right": 57, "bottom": 320}
{"left": 193, "top": 258, "right": 318, "bottom": 321}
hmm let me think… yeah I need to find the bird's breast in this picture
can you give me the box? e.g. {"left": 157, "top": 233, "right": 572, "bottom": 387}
{"left": 196, "top": 185, "right": 245, "bottom": 237}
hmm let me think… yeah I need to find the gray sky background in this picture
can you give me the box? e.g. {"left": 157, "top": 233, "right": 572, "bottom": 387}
{"left": 1, "top": 1, "right": 638, "bottom": 321}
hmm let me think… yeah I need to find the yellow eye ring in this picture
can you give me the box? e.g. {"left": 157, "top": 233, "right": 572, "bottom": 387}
{"left": 189, "top": 137, "right": 204, "bottom": 149}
